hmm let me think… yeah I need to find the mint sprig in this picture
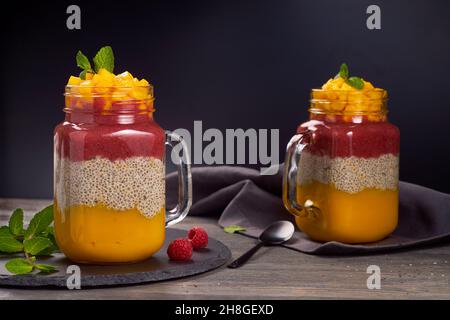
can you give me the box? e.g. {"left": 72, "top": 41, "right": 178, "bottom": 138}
{"left": 0, "top": 205, "right": 59, "bottom": 275}
{"left": 75, "top": 46, "right": 115, "bottom": 79}
{"left": 337, "top": 63, "right": 365, "bottom": 90}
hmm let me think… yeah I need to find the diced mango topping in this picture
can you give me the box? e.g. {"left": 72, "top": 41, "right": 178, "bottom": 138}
{"left": 320, "top": 77, "right": 376, "bottom": 92}
{"left": 78, "top": 80, "right": 94, "bottom": 95}
{"left": 311, "top": 73, "right": 386, "bottom": 122}
{"left": 68, "top": 76, "right": 82, "bottom": 86}
{"left": 65, "top": 68, "right": 153, "bottom": 111}
{"left": 115, "top": 71, "right": 134, "bottom": 82}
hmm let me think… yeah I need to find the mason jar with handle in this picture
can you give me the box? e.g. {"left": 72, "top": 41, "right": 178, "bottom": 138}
{"left": 54, "top": 78, "right": 192, "bottom": 264}
{"left": 283, "top": 86, "right": 399, "bottom": 244}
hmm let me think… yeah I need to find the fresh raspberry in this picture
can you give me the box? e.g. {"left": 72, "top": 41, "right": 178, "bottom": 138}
{"left": 188, "top": 227, "right": 209, "bottom": 249}
{"left": 167, "top": 238, "right": 193, "bottom": 261}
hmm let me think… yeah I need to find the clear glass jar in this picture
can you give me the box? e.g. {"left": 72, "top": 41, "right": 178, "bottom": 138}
{"left": 54, "top": 83, "right": 191, "bottom": 263}
{"left": 283, "top": 89, "right": 399, "bottom": 243}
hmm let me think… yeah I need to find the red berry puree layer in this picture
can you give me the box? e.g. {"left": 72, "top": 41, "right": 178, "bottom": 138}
{"left": 298, "top": 120, "right": 400, "bottom": 158}
{"left": 54, "top": 120, "right": 165, "bottom": 162}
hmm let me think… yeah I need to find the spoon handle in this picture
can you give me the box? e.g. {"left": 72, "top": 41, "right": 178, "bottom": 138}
{"left": 227, "top": 242, "right": 264, "bottom": 268}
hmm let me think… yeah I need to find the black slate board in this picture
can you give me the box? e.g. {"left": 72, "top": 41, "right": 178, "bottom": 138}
{"left": 0, "top": 228, "right": 231, "bottom": 288}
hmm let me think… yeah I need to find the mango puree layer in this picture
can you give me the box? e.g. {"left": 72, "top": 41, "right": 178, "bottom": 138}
{"left": 296, "top": 181, "right": 398, "bottom": 243}
{"left": 54, "top": 204, "right": 165, "bottom": 264}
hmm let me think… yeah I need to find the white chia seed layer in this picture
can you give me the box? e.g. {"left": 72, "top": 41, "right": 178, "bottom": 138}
{"left": 55, "top": 156, "right": 165, "bottom": 218}
{"left": 298, "top": 152, "right": 399, "bottom": 193}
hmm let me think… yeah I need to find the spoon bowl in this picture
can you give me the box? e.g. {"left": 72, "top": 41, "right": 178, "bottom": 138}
{"left": 260, "top": 221, "right": 295, "bottom": 245}
{"left": 228, "top": 220, "right": 295, "bottom": 268}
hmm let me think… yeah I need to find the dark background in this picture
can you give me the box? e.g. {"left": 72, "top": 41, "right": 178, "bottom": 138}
{"left": 1, "top": 0, "right": 449, "bottom": 198}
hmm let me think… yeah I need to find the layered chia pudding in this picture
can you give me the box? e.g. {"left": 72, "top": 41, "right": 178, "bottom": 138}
{"left": 54, "top": 53, "right": 167, "bottom": 263}
{"left": 284, "top": 64, "right": 400, "bottom": 243}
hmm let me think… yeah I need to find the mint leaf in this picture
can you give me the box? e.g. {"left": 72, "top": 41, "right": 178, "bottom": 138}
{"left": 48, "top": 231, "right": 58, "bottom": 250}
{"left": 9, "top": 208, "right": 24, "bottom": 236}
{"left": 40, "top": 226, "right": 54, "bottom": 237}
{"left": 79, "top": 70, "right": 94, "bottom": 80}
{"left": 35, "top": 226, "right": 59, "bottom": 255}
{"left": 347, "top": 76, "right": 365, "bottom": 90}
{"left": 0, "top": 226, "right": 12, "bottom": 236}
{"left": 0, "top": 237, "right": 23, "bottom": 253}
{"left": 35, "top": 236, "right": 58, "bottom": 256}
{"left": 35, "top": 264, "right": 58, "bottom": 273}
{"left": 35, "top": 245, "right": 58, "bottom": 256}
{"left": 79, "top": 70, "right": 87, "bottom": 80}
{"left": 5, "top": 258, "right": 34, "bottom": 275}
{"left": 76, "top": 50, "right": 92, "bottom": 71}
{"left": 339, "top": 63, "right": 349, "bottom": 79}
{"left": 336, "top": 63, "right": 365, "bottom": 90}
{"left": 24, "top": 205, "right": 53, "bottom": 240}
{"left": 93, "top": 46, "right": 114, "bottom": 73}
{"left": 0, "top": 226, "right": 23, "bottom": 253}
{"left": 223, "top": 225, "right": 246, "bottom": 234}
{"left": 23, "top": 236, "right": 52, "bottom": 255}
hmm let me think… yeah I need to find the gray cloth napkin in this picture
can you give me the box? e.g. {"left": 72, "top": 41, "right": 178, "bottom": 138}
{"left": 167, "top": 166, "right": 450, "bottom": 255}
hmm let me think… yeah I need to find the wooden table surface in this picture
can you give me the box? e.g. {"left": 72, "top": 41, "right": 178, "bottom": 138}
{"left": 0, "top": 198, "right": 449, "bottom": 300}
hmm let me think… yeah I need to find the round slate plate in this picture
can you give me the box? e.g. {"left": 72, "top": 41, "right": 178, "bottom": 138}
{"left": 0, "top": 228, "right": 231, "bottom": 288}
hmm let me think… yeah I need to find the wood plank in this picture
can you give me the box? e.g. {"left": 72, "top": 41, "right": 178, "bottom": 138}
{"left": 0, "top": 198, "right": 449, "bottom": 299}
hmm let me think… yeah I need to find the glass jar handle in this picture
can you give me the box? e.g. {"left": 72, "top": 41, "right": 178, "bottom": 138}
{"left": 283, "top": 133, "right": 309, "bottom": 217}
{"left": 165, "top": 131, "right": 192, "bottom": 227}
